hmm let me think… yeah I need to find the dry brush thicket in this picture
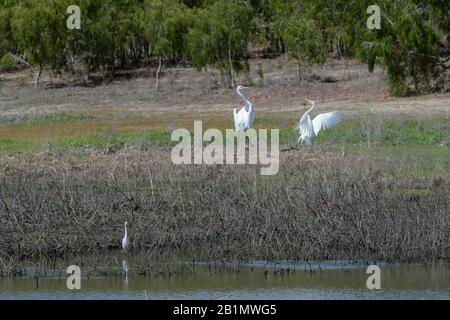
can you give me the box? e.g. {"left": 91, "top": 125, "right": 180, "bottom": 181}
{"left": 0, "top": 148, "right": 448, "bottom": 264}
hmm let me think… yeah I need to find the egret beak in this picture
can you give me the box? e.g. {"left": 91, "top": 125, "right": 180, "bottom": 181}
{"left": 304, "top": 98, "right": 314, "bottom": 106}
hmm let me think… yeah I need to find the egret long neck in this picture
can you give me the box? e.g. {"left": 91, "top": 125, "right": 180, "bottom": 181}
{"left": 124, "top": 224, "right": 128, "bottom": 237}
{"left": 306, "top": 103, "right": 315, "bottom": 114}
{"left": 237, "top": 88, "right": 248, "bottom": 106}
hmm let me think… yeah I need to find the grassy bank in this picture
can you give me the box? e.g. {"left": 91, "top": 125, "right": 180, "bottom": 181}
{"left": 0, "top": 112, "right": 448, "bottom": 178}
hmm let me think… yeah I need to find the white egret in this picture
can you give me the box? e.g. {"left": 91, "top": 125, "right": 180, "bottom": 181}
{"left": 233, "top": 85, "right": 254, "bottom": 131}
{"left": 122, "top": 221, "right": 129, "bottom": 252}
{"left": 298, "top": 98, "right": 342, "bottom": 146}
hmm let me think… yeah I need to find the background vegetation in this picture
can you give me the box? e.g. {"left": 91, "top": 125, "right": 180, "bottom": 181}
{"left": 0, "top": 0, "right": 448, "bottom": 94}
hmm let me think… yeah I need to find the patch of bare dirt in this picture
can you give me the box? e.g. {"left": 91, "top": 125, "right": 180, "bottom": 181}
{"left": 0, "top": 57, "right": 449, "bottom": 122}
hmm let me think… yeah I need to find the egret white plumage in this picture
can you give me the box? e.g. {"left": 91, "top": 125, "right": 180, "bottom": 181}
{"left": 122, "top": 221, "right": 129, "bottom": 252}
{"left": 233, "top": 85, "right": 254, "bottom": 131}
{"left": 298, "top": 98, "right": 342, "bottom": 146}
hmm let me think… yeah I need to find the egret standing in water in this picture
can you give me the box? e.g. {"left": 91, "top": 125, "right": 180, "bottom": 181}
{"left": 122, "top": 221, "right": 129, "bottom": 252}
{"left": 298, "top": 98, "right": 342, "bottom": 146}
{"left": 233, "top": 85, "right": 254, "bottom": 131}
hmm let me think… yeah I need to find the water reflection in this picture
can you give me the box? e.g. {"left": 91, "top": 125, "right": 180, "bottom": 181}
{"left": 0, "top": 261, "right": 448, "bottom": 300}
{"left": 122, "top": 259, "right": 129, "bottom": 290}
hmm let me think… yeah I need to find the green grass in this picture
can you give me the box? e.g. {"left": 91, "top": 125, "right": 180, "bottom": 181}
{"left": 256, "top": 113, "right": 449, "bottom": 147}
{"left": 0, "top": 128, "right": 174, "bottom": 155}
{"left": 0, "top": 136, "right": 42, "bottom": 154}
{"left": 277, "top": 117, "right": 449, "bottom": 176}
{"left": 0, "top": 112, "right": 448, "bottom": 177}
{"left": 0, "top": 111, "right": 104, "bottom": 127}
{"left": 311, "top": 119, "right": 449, "bottom": 147}
{"left": 52, "top": 129, "right": 175, "bottom": 153}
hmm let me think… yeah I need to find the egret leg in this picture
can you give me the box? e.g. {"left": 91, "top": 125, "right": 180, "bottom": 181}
{"left": 244, "top": 130, "right": 255, "bottom": 150}
{"left": 304, "top": 137, "right": 313, "bottom": 147}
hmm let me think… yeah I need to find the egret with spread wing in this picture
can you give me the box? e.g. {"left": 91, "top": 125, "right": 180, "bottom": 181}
{"left": 298, "top": 98, "right": 342, "bottom": 146}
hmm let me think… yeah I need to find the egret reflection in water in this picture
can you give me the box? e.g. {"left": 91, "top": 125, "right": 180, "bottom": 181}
{"left": 122, "top": 259, "right": 129, "bottom": 289}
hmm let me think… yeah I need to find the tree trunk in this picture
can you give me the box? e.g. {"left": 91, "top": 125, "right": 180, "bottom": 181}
{"left": 34, "top": 66, "right": 43, "bottom": 88}
{"left": 229, "top": 64, "right": 234, "bottom": 88}
{"left": 155, "top": 56, "right": 162, "bottom": 91}
{"left": 298, "top": 60, "right": 302, "bottom": 83}
{"left": 284, "top": 51, "right": 289, "bottom": 81}
{"left": 48, "top": 69, "right": 54, "bottom": 88}
{"left": 228, "top": 36, "right": 234, "bottom": 88}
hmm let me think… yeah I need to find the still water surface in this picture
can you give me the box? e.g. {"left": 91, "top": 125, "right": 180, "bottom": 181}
{"left": 0, "top": 261, "right": 448, "bottom": 300}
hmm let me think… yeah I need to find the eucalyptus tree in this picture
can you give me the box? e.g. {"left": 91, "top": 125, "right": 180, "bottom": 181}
{"left": 141, "top": 0, "right": 192, "bottom": 90}
{"left": 10, "top": 0, "right": 68, "bottom": 86}
{"left": 187, "top": 0, "right": 255, "bottom": 87}
{"left": 346, "top": 0, "right": 449, "bottom": 95}
{"left": 277, "top": 8, "right": 327, "bottom": 82}
{"left": 0, "top": 1, "right": 14, "bottom": 62}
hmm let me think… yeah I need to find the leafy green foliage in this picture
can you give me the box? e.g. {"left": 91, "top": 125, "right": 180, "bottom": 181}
{"left": 0, "top": 0, "right": 447, "bottom": 94}
{"left": 345, "top": 0, "right": 449, "bottom": 95}
{"left": 187, "top": 0, "right": 254, "bottom": 86}
{"left": 141, "top": 0, "right": 191, "bottom": 61}
{"left": 279, "top": 16, "right": 326, "bottom": 75}
{"left": 10, "top": 1, "right": 58, "bottom": 70}
{"left": 0, "top": 54, "right": 14, "bottom": 71}
{"left": 0, "top": 2, "right": 13, "bottom": 59}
